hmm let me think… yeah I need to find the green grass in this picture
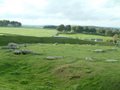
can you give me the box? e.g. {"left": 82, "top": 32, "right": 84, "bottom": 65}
{"left": 0, "top": 44, "right": 120, "bottom": 90}
{"left": 0, "top": 27, "right": 113, "bottom": 46}
{"left": 0, "top": 27, "right": 57, "bottom": 37}
{"left": 0, "top": 35, "right": 100, "bottom": 46}
{"left": 0, "top": 27, "right": 112, "bottom": 41}
{"left": 0, "top": 27, "right": 119, "bottom": 90}
{"left": 60, "top": 33, "right": 112, "bottom": 41}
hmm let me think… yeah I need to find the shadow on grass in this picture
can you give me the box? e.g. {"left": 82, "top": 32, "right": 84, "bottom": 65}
{"left": 0, "top": 34, "right": 112, "bottom": 46}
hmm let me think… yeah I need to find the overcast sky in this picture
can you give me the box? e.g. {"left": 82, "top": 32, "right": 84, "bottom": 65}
{"left": 0, "top": 0, "right": 120, "bottom": 27}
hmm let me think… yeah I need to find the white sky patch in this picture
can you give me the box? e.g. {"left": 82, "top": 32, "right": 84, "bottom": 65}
{"left": 88, "top": 0, "right": 108, "bottom": 8}
{"left": 0, "top": 0, "right": 48, "bottom": 14}
{"left": 0, "top": 0, "right": 120, "bottom": 27}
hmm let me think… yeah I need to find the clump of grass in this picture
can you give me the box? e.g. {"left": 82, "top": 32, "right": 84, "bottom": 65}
{"left": 20, "top": 79, "right": 29, "bottom": 85}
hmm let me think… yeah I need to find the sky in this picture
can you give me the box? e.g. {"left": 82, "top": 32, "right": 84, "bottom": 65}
{"left": 0, "top": 0, "right": 120, "bottom": 27}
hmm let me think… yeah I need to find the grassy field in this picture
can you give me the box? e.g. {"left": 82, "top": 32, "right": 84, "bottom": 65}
{"left": 60, "top": 33, "right": 112, "bottom": 41}
{"left": 0, "top": 44, "right": 120, "bottom": 90}
{"left": 0, "top": 27, "right": 57, "bottom": 37}
{"left": 0, "top": 27, "right": 119, "bottom": 90}
{"left": 0, "top": 27, "right": 112, "bottom": 41}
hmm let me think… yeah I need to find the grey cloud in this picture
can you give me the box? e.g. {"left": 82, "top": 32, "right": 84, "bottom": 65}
{"left": 1, "top": 0, "right": 120, "bottom": 27}
{"left": 44, "top": 0, "right": 120, "bottom": 21}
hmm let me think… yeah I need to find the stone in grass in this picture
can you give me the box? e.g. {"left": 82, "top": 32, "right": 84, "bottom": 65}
{"left": 1, "top": 43, "right": 19, "bottom": 50}
{"left": 13, "top": 50, "right": 22, "bottom": 55}
{"left": 106, "top": 59, "right": 118, "bottom": 62}
{"left": 13, "top": 50, "right": 33, "bottom": 55}
{"left": 93, "top": 49, "right": 105, "bottom": 53}
{"left": 8, "top": 42, "right": 19, "bottom": 49}
{"left": 53, "top": 43, "right": 58, "bottom": 45}
{"left": 46, "top": 56, "right": 64, "bottom": 60}
{"left": 85, "top": 57, "right": 93, "bottom": 61}
{"left": 21, "top": 50, "right": 32, "bottom": 55}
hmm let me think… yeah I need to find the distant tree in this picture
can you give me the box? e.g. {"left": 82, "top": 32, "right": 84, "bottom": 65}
{"left": 96, "top": 29, "right": 101, "bottom": 35}
{"left": 56, "top": 24, "right": 120, "bottom": 37}
{"left": 76, "top": 26, "right": 83, "bottom": 33}
{"left": 0, "top": 20, "right": 10, "bottom": 26}
{"left": 10, "top": 21, "right": 22, "bottom": 27}
{"left": 84, "top": 27, "right": 89, "bottom": 33}
{"left": 101, "top": 29, "right": 106, "bottom": 35}
{"left": 57, "top": 24, "right": 65, "bottom": 32}
{"left": 0, "top": 21, "right": 3, "bottom": 26}
{"left": 96, "top": 29, "right": 104, "bottom": 35}
{"left": 65, "top": 25, "right": 71, "bottom": 32}
{"left": 43, "top": 25, "right": 57, "bottom": 29}
{"left": 76, "top": 26, "right": 80, "bottom": 33}
{"left": 72, "top": 26, "right": 77, "bottom": 32}
{"left": 105, "top": 30, "right": 113, "bottom": 36}
{"left": 2, "top": 20, "right": 10, "bottom": 26}
{"left": 113, "top": 34, "right": 119, "bottom": 44}
{"left": 89, "top": 28, "right": 96, "bottom": 34}
{"left": 112, "top": 30, "right": 120, "bottom": 35}
{"left": 0, "top": 20, "right": 22, "bottom": 27}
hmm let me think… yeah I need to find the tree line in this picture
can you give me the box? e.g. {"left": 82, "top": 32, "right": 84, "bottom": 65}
{"left": 57, "top": 24, "right": 120, "bottom": 37}
{"left": 0, "top": 20, "right": 22, "bottom": 27}
{"left": 43, "top": 25, "right": 57, "bottom": 29}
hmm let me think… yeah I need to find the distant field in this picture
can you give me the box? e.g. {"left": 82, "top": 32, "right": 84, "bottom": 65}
{"left": 0, "top": 27, "right": 57, "bottom": 37}
{"left": 60, "top": 33, "right": 112, "bottom": 41}
{"left": 0, "top": 27, "right": 112, "bottom": 41}
{"left": 0, "top": 44, "right": 120, "bottom": 90}
{"left": 0, "top": 27, "right": 114, "bottom": 46}
{"left": 0, "top": 27, "right": 119, "bottom": 90}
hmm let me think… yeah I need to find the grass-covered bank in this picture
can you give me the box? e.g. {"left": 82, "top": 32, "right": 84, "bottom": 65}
{"left": 0, "top": 44, "right": 120, "bottom": 90}
{"left": 0, "top": 35, "right": 113, "bottom": 46}
{"left": 0, "top": 27, "right": 119, "bottom": 90}
{"left": 0, "top": 27, "right": 113, "bottom": 46}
